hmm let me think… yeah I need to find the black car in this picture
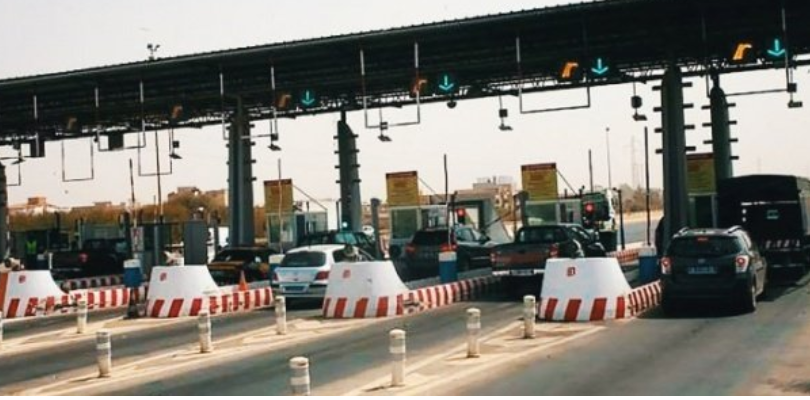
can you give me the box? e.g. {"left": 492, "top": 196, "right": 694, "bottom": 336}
{"left": 660, "top": 227, "right": 768, "bottom": 314}
{"left": 207, "top": 247, "right": 277, "bottom": 285}
{"left": 404, "top": 226, "right": 497, "bottom": 278}
{"left": 296, "top": 231, "right": 379, "bottom": 259}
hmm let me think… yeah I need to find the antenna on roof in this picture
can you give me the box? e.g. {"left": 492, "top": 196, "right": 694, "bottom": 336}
{"left": 147, "top": 43, "right": 161, "bottom": 61}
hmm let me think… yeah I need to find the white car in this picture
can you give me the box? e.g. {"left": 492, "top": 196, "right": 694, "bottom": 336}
{"left": 271, "top": 244, "right": 374, "bottom": 299}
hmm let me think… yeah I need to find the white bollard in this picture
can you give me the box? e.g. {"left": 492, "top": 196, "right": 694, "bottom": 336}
{"left": 77, "top": 299, "right": 88, "bottom": 334}
{"left": 523, "top": 295, "right": 536, "bottom": 339}
{"left": 198, "top": 311, "right": 213, "bottom": 354}
{"left": 289, "top": 356, "right": 311, "bottom": 396}
{"left": 389, "top": 329, "right": 406, "bottom": 387}
{"left": 276, "top": 296, "right": 287, "bottom": 335}
{"left": 466, "top": 308, "right": 481, "bottom": 358}
{"left": 96, "top": 330, "right": 112, "bottom": 378}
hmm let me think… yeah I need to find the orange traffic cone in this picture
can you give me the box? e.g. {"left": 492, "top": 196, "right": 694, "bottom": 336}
{"left": 238, "top": 270, "right": 248, "bottom": 292}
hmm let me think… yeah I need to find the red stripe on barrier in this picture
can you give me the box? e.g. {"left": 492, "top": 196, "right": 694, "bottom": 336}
{"left": 322, "top": 297, "right": 331, "bottom": 317}
{"left": 45, "top": 296, "right": 56, "bottom": 313}
{"left": 25, "top": 298, "right": 38, "bottom": 316}
{"left": 590, "top": 298, "right": 607, "bottom": 321}
{"left": 168, "top": 299, "right": 184, "bottom": 318}
{"left": 354, "top": 298, "right": 369, "bottom": 318}
{"left": 334, "top": 298, "right": 347, "bottom": 318}
{"left": 544, "top": 298, "right": 558, "bottom": 321}
{"left": 209, "top": 296, "right": 219, "bottom": 314}
{"left": 111, "top": 289, "right": 119, "bottom": 307}
{"left": 564, "top": 299, "right": 582, "bottom": 322}
{"left": 150, "top": 299, "right": 164, "bottom": 318}
{"left": 376, "top": 296, "right": 389, "bottom": 318}
{"left": 7, "top": 298, "right": 19, "bottom": 318}
{"left": 443, "top": 285, "right": 453, "bottom": 305}
{"left": 189, "top": 298, "right": 203, "bottom": 316}
{"left": 396, "top": 294, "right": 404, "bottom": 316}
{"left": 221, "top": 295, "right": 231, "bottom": 314}
{"left": 616, "top": 296, "right": 626, "bottom": 319}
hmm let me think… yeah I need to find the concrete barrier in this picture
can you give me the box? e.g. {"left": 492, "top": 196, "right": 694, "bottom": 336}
{"left": 608, "top": 248, "right": 641, "bottom": 266}
{"left": 0, "top": 271, "right": 72, "bottom": 318}
{"left": 628, "top": 281, "right": 662, "bottom": 316}
{"left": 322, "top": 261, "right": 410, "bottom": 319}
{"left": 538, "top": 258, "right": 633, "bottom": 322}
{"left": 70, "top": 285, "right": 148, "bottom": 311}
{"left": 146, "top": 266, "right": 274, "bottom": 318}
{"left": 59, "top": 275, "right": 124, "bottom": 291}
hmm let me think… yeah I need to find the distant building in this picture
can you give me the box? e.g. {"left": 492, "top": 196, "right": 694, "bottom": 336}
{"left": 168, "top": 186, "right": 228, "bottom": 207}
{"left": 9, "top": 197, "right": 69, "bottom": 216}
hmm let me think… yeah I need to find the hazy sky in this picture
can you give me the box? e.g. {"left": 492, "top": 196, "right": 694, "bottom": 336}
{"left": 0, "top": 0, "right": 808, "bottom": 210}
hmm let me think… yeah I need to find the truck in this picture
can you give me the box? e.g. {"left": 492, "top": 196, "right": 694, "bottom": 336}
{"left": 490, "top": 224, "right": 606, "bottom": 295}
{"left": 717, "top": 174, "right": 810, "bottom": 277}
{"left": 49, "top": 238, "right": 129, "bottom": 281}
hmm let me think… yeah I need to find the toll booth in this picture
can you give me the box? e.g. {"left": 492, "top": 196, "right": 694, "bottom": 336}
{"left": 524, "top": 198, "right": 583, "bottom": 226}
{"left": 267, "top": 211, "right": 329, "bottom": 252}
{"left": 686, "top": 153, "right": 719, "bottom": 228}
{"left": 688, "top": 195, "right": 717, "bottom": 228}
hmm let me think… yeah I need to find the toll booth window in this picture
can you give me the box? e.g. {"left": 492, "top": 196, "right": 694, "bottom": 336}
{"left": 391, "top": 209, "right": 419, "bottom": 240}
{"left": 525, "top": 204, "right": 557, "bottom": 225}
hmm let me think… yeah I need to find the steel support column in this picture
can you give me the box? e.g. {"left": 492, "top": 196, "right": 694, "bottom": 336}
{"left": 661, "top": 65, "right": 689, "bottom": 249}
{"left": 227, "top": 99, "right": 255, "bottom": 247}
{"left": 709, "top": 76, "right": 734, "bottom": 182}
{"left": 336, "top": 111, "right": 362, "bottom": 232}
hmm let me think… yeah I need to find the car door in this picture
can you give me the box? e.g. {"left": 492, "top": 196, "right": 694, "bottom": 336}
{"left": 741, "top": 232, "right": 767, "bottom": 291}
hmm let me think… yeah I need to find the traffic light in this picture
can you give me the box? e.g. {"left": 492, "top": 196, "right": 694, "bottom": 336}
{"left": 730, "top": 42, "right": 755, "bottom": 64}
{"left": 298, "top": 89, "right": 319, "bottom": 108}
{"left": 582, "top": 202, "right": 596, "bottom": 229}
{"left": 589, "top": 57, "right": 612, "bottom": 80}
{"left": 558, "top": 61, "right": 584, "bottom": 82}
{"left": 456, "top": 208, "right": 467, "bottom": 225}
{"left": 763, "top": 37, "right": 788, "bottom": 65}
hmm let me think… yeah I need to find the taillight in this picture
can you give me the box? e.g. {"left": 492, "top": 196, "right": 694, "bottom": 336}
{"left": 272, "top": 272, "right": 279, "bottom": 282}
{"left": 661, "top": 257, "right": 672, "bottom": 275}
{"left": 440, "top": 242, "right": 458, "bottom": 253}
{"left": 315, "top": 271, "right": 330, "bottom": 281}
{"left": 735, "top": 256, "right": 750, "bottom": 273}
{"left": 405, "top": 244, "right": 417, "bottom": 254}
{"left": 78, "top": 253, "right": 89, "bottom": 264}
{"left": 549, "top": 244, "right": 559, "bottom": 259}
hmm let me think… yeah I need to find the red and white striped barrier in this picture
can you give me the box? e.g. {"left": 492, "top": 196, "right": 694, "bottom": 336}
{"left": 59, "top": 275, "right": 123, "bottom": 291}
{"left": 148, "top": 286, "right": 274, "bottom": 318}
{"left": 322, "top": 261, "right": 410, "bottom": 319}
{"left": 0, "top": 271, "right": 73, "bottom": 319}
{"left": 538, "top": 258, "right": 633, "bottom": 322}
{"left": 71, "top": 285, "right": 149, "bottom": 311}
{"left": 628, "top": 281, "right": 662, "bottom": 316}
{"left": 322, "top": 275, "right": 499, "bottom": 319}
{"left": 608, "top": 248, "right": 641, "bottom": 266}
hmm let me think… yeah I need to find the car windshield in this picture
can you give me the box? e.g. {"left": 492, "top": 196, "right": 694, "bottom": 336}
{"left": 668, "top": 236, "right": 742, "bottom": 258}
{"left": 412, "top": 230, "right": 449, "bottom": 246}
{"left": 213, "top": 250, "right": 263, "bottom": 262}
{"left": 519, "top": 227, "right": 568, "bottom": 244}
{"left": 281, "top": 251, "right": 326, "bottom": 268}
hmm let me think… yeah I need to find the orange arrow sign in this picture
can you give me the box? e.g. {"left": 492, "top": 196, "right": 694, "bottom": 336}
{"left": 732, "top": 43, "right": 753, "bottom": 62}
{"left": 561, "top": 61, "right": 580, "bottom": 80}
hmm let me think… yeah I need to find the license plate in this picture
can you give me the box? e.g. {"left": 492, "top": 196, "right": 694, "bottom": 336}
{"left": 282, "top": 285, "right": 307, "bottom": 293}
{"left": 688, "top": 266, "right": 717, "bottom": 275}
{"left": 511, "top": 269, "right": 534, "bottom": 277}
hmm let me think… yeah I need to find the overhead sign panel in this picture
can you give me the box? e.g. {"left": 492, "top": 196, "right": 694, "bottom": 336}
{"left": 264, "top": 179, "right": 294, "bottom": 213}
{"left": 521, "top": 163, "right": 559, "bottom": 201}
{"left": 687, "top": 153, "right": 716, "bottom": 195}
{"left": 386, "top": 171, "right": 420, "bottom": 207}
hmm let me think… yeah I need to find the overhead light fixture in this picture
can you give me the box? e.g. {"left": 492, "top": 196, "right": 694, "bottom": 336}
{"left": 377, "top": 133, "right": 392, "bottom": 142}
{"left": 169, "top": 152, "right": 182, "bottom": 160}
{"left": 447, "top": 100, "right": 457, "bottom": 109}
{"left": 498, "top": 96, "right": 512, "bottom": 131}
{"left": 633, "top": 112, "right": 648, "bottom": 122}
{"left": 789, "top": 100, "right": 804, "bottom": 109}
{"left": 269, "top": 142, "right": 282, "bottom": 152}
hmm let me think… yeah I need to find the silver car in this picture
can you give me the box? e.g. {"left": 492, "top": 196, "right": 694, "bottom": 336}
{"left": 271, "top": 244, "right": 374, "bottom": 299}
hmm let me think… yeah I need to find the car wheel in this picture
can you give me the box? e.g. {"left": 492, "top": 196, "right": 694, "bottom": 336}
{"left": 739, "top": 280, "right": 757, "bottom": 314}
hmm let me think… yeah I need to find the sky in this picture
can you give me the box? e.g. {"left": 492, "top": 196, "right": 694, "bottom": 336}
{"left": 0, "top": 0, "right": 808, "bottom": 211}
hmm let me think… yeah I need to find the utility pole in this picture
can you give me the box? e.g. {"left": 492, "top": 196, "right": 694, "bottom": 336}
{"left": 588, "top": 150, "right": 594, "bottom": 193}
{"left": 606, "top": 127, "right": 613, "bottom": 191}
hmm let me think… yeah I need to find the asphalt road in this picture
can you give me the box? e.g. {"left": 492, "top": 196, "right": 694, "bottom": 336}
{"left": 451, "top": 276, "right": 810, "bottom": 396}
{"left": 4, "top": 309, "right": 125, "bottom": 340}
{"left": 0, "top": 302, "right": 322, "bottom": 395}
{"left": 101, "top": 296, "right": 522, "bottom": 395}
{"left": 623, "top": 219, "right": 652, "bottom": 246}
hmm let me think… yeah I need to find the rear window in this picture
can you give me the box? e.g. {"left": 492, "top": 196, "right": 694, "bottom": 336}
{"left": 412, "top": 230, "right": 450, "bottom": 245}
{"left": 668, "top": 236, "right": 742, "bottom": 257}
{"left": 214, "top": 250, "right": 261, "bottom": 262}
{"left": 281, "top": 252, "right": 326, "bottom": 268}
{"left": 519, "top": 227, "right": 568, "bottom": 244}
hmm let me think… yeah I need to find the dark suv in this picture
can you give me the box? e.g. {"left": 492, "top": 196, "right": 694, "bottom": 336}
{"left": 661, "top": 227, "right": 768, "bottom": 314}
{"left": 404, "top": 226, "right": 497, "bottom": 279}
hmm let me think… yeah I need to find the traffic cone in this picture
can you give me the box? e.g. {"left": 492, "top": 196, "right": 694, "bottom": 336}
{"left": 238, "top": 270, "right": 248, "bottom": 292}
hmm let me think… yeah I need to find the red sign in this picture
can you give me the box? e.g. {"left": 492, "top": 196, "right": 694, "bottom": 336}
{"left": 566, "top": 267, "right": 577, "bottom": 277}
{"left": 342, "top": 270, "right": 351, "bottom": 279}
